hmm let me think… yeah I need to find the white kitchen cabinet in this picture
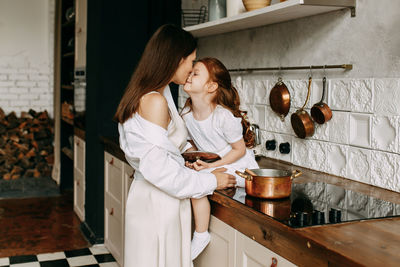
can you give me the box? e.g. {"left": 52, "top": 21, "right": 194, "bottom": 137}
{"left": 194, "top": 216, "right": 236, "bottom": 267}
{"left": 73, "top": 135, "right": 85, "bottom": 221}
{"left": 104, "top": 152, "right": 124, "bottom": 266}
{"left": 104, "top": 152, "right": 135, "bottom": 267}
{"left": 195, "top": 216, "right": 296, "bottom": 267}
{"left": 236, "top": 231, "right": 296, "bottom": 267}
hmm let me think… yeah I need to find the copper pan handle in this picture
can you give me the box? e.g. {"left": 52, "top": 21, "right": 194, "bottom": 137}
{"left": 235, "top": 170, "right": 253, "bottom": 181}
{"left": 291, "top": 169, "right": 302, "bottom": 180}
{"left": 301, "top": 77, "right": 312, "bottom": 110}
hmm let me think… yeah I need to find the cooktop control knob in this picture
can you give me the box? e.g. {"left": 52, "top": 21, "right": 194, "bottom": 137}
{"left": 279, "top": 142, "right": 291, "bottom": 154}
{"left": 329, "top": 208, "right": 342, "bottom": 223}
{"left": 312, "top": 210, "right": 325, "bottom": 225}
{"left": 265, "top": 139, "right": 276, "bottom": 151}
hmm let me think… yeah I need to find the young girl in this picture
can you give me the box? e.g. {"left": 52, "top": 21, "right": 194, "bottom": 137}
{"left": 181, "top": 57, "right": 259, "bottom": 260}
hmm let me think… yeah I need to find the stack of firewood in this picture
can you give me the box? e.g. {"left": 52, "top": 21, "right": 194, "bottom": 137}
{"left": 0, "top": 108, "right": 54, "bottom": 180}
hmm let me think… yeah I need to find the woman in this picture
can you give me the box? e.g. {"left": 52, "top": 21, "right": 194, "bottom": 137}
{"left": 114, "top": 24, "right": 236, "bottom": 267}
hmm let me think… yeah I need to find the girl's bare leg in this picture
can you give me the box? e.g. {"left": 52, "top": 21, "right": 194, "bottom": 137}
{"left": 191, "top": 197, "right": 211, "bottom": 260}
{"left": 192, "top": 196, "right": 210, "bottom": 232}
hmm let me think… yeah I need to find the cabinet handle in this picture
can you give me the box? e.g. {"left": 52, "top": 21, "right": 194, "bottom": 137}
{"left": 76, "top": 141, "right": 79, "bottom": 146}
{"left": 77, "top": 180, "right": 80, "bottom": 186}
{"left": 109, "top": 158, "right": 114, "bottom": 165}
{"left": 77, "top": 27, "right": 82, "bottom": 33}
{"left": 129, "top": 172, "right": 134, "bottom": 179}
{"left": 270, "top": 257, "right": 277, "bottom": 267}
{"left": 110, "top": 208, "right": 114, "bottom": 216}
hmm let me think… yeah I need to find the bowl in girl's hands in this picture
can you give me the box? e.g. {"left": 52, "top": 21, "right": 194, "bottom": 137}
{"left": 182, "top": 151, "right": 221, "bottom": 163}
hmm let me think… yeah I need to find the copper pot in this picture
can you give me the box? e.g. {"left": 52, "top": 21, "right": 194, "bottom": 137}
{"left": 269, "top": 77, "right": 291, "bottom": 122}
{"left": 235, "top": 168, "right": 302, "bottom": 199}
{"left": 311, "top": 77, "right": 332, "bottom": 124}
{"left": 291, "top": 77, "right": 314, "bottom": 139}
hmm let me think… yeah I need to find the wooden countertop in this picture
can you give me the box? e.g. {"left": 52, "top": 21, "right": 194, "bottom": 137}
{"left": 101, "top": 136, "right": 400, "bottom": 266}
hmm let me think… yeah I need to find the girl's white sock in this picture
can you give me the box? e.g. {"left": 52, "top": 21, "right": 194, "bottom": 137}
{"left": 191, "top": 230, "right": 211, "bottom": 260}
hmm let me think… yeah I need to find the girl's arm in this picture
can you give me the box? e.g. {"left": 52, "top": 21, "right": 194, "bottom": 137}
{"left": 193, "top": 138, "right": 246, "bottom": 170}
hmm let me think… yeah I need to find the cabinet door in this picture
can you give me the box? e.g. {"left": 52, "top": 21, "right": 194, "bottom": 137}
{"left": 75, "top": 0, "right": 87, "bottom": 68}
{"left": 104, "top": 152, "right": 124, "bottom": 266}
{"left": 194, "top": 216, "right": 236, "bottom": 267}
{"left": 73, "top": 136, "right": 85, "bottom": 221}
{"left": 236, "top": 231, "right": 296, "bottom": 267}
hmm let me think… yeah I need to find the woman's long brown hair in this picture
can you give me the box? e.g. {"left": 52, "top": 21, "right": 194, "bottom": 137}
{"left": 183, "top": 57, "right": 255, "bottom": 148}
{"left": 114, "top": 24, "right": 197, "bottom": 124}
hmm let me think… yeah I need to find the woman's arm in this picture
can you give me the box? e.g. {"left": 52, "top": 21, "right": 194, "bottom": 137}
{"left": 192, "top": 138, "right": 246, "bottom": 170}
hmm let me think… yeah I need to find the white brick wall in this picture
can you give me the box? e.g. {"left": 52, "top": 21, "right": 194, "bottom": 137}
{"left": 178, "top": 77, "right": 400, "bottom": 193}
{"left": 0, "top": 0, "right": 55, "bottom": 118}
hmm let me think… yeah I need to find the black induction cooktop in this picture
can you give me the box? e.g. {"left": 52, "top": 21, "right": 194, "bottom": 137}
{"left": 223, "top": 182, "right": 400, "bottom": 228}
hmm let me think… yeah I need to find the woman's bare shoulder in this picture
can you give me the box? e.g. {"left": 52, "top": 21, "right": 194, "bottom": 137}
{"left": 138, "top": 92, "right": 169, "bottom": 129}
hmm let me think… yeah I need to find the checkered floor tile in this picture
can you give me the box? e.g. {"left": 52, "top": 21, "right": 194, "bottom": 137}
{"left": 0, "top": 245, "right": 118, "bottom": 267}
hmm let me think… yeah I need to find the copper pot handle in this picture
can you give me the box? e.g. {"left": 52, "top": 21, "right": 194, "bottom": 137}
{"left": 300, "top": 76, "right": 312, "bottom": 110}
{"left": 235, "top": 170, "right": 253, "bottom": 181}
{"left": 245, "top": 168, "right": 257, "bottom": 176}
{"left": 291, "top": 169, "right": 302, "bottom": 180}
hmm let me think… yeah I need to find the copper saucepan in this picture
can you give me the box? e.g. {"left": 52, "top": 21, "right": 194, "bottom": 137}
{"left": 235, "top": 168, "right": 302, "bottom": 199}
{"left": 269, "top": 77, "right": 291, "bottom": 122}
{"left": 311, "top": 77, "right": 332, "bottom": 124}
{"left": 291, "top": 77, "right": 315, "bottom": 139}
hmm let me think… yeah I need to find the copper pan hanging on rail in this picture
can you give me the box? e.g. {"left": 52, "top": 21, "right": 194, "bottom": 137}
{"left": 269, "top": 77, "right": 291, "bottom": 122}
{"left": 311, "top": 77, "right": 332, "bottom": 124}
{"left": 291, "top": 77, "right": 315, "bottom": 139}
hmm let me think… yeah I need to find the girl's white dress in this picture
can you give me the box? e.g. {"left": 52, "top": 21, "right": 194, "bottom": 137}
{"left": 119, "top": 86, "right": 216, "bottom": 267}
{"left": 182, "top": 105, "right": 259, "bottom": 187}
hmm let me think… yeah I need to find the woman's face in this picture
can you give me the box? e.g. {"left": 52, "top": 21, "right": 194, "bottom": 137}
{"left": 171, "top": 50, "right": 197, "bottom": 85}
{"left": 183, "top": 62, "right": 210, "bottom": 95}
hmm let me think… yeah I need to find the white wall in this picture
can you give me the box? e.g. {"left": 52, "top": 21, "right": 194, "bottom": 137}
{"left": 179, "top": 0, "right": 400, "bottom": 193}
{"left": 0, "top": 0, "right": 55, "bottom": 117}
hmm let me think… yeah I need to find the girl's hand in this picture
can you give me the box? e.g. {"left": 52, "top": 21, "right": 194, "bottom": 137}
{"left": 192, "top": 159, "right": 211, "bottom": 170}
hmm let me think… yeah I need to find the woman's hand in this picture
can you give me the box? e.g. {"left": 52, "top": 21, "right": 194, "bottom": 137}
{"left": 211, "top": 168, "right": 236, "bottom": 190}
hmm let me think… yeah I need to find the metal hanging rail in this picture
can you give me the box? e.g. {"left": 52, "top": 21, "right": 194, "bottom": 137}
{"left": 228, "top": 64, "right": 353, "bottom": 72}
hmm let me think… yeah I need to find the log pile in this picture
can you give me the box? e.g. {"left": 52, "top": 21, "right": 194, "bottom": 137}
{"left": 0, "top": 108, "right": 54, "bottom": 180}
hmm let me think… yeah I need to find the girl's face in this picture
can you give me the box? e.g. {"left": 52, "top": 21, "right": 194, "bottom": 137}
{"left": 171, "top": 50, "right": 197, "bottom": 85}
{"left": 184, "top": 62, "right": 213, "bottom": 95}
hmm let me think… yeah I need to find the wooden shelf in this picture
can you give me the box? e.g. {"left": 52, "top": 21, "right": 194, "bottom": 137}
{"left": 62, "top": 117, "right": 74, "bottom": 126}
{"left": 61, "top": 147, "right": 73, "bottom": 160}
{"left": 63, "top": 52, "right": 75, "bottom": 58}
{"left": 184, "top": 0, "right": 356, "bottom": 37}
{"left": 62, "top": 85, "right": 74, "bottom": 90}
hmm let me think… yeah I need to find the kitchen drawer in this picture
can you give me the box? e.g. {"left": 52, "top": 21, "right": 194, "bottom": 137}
{"left": 104, "top": 152, "right": 124, "bottom": 204}
{"left": 236, "top": 231, "right": 296, "bottom": 267}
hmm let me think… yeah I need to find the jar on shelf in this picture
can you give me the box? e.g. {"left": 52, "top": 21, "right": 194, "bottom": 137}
{"left": 209, "top": 0, "right": 226, "bottom": 21}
